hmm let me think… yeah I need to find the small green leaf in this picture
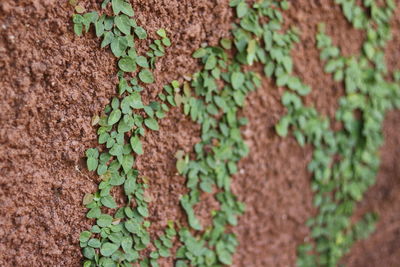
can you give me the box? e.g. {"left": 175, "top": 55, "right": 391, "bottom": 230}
{"left": 101, "top": 31, "right": 114, "bottom": 48}
{"left": 97, "top": 214, "right": 113, "bottom": 227}
{"left": 162, "top": 37, "right": 171, "bottom": 47}
{"left": 124, "top": 176, "right": 137, "bottom": 195}
{"left": 134, "top": 26, "right": 147, "bottom": 39}
{"left": 220, "top": 38, "right": 232, "bottom": 49}
{"left": 193, "top": 48, "right": 207, "bottom": 58}
{"left": 205, "top": 55, "right": 217, "bottom": 70}
{"left": 176, "top": 158, "right": 186, "bottom": 174}
{"left": 156, "top": 28, "right": 167, "bottom": 38}
{"left": 111, "top": 36, "right": 128, "bottom": 57}
{"left": 144, "top": 117, "right": 159, "bottom": 131}
{"left": 87, "top": 207, "right": 101, "bottom": 219}
{"left": 121, "top": 236, "right": 133, "bottom": 252}
{"left": 75, "top": 5, "right": 86, "bottom": 14}
{"left": 137, "top": 206, "right": 149, "bottom": 217}
{"left": 100, "top": 242, "right": 119, "bottom": 257}
{"left": 136, "top": 56, "right": 149, "bottom": 68}
{"left": 275, "top": 116, "right": 290, "bottom": 137}
{"left": 82, "top": 247, "right": 95, "bottom": 260}
{"left": 127, "top": 92, "right": 144, "bottom": 109}
{"left": 111, "top": 0, "right": 123, "bottom": 14}
{"left": 101, "top": 195, "right": 117, "bottom": 209}
{"left": 138, "top": 69, "right": 155, "bottom": 84}
{"left": 125, "top": 219, "right": 139, "bottom": 233}
{"left": 120, "top": 1, "right": 134, "bottom": 16}
{"left": 88, "top": 238, "right": 101, "bottom": 248}
{"left": 85, "top": 148, "right": 99, "bottom": 158}
{"left": 80, "top": 231, "right": 92, "bottom": 243}
{"left": 231, "top": 72, "right": 245, "bottom": 90}
{"left": 236, "top": 2, "right": 248, "bottom": 18}
{"left": 97, "top": 164, "right": 108, "bottom": 175}
{"left": 108, "top": 109, "right": 122, "bottom": 125}
{"left": 87, "top": 157, "right": 98, "bottom": 171}
{"left": 74, "top": 23, "right": 83, "bottom": 36}
{"left": 217, "top": 250, "right": 232, "bottom": 265}
{"left": 122, "top": 154, "right": 134, "bottom": 173}
{"left": 130, "top": 135, "right": 143, "bottom": 155}
{"left": 118, "top": 57, "right": 136, "bottom": 72}
{"left": 83, "top": 193, "right": 94, "bottom": 205}
{"left": 115, "top": 14, "right": 131, "bottom": 35}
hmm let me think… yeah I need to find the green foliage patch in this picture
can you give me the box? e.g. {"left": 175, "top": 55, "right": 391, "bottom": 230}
{"left": 72, "top": 0, "right": 399, "bottom": 266}
{"left": 72, "top": 1, "right": 179, "bottom": 266}
{"left": 294, "top": 1, "right": 400, "bottom": 266}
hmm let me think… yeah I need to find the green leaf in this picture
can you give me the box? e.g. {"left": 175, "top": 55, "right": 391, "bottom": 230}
{"left": 110, "top": 173, "right": 125, "bottom": 186}
{"left": 363, "top": 42, "right": 374, "bottom": 59}
{"left": 281, "top": 0, "right": 290, "bottom": 10}
{"left": 100, "top": 242, "right": 119, "bottom": 257}
{"left": 193, "top": 48, "right": 207, "bottom": 58}
{"left": 130, "top": 135, "right": 143, "bottom": 155}
{"left": 181, "top": 196, "right": 202, "bottom": 230}
{"left": 97, "top": 214, "right": 113, "bottom": 227}
{"left": 236, "top": 1, "right": 248, "bottom": 18}
{"left": 82, "top": 193, "right": 94, "bottom": 205}
{"left": 144, "top": 117, "right": 159, "bottom": 131}
{"left": 86, "top": 148, "right": 99, "bottom": 158}
{"left": 101, "top": 195, "right": 117, "bottom": 209}
{"left": 118, "top": 56, "right": 136, "bottom": 72}
{"left": 121, "top": 236, "right": 133, "bottom": 252}
{"left": 276, "top": 74, "right": 289, "bottom": 87}
{"left": 136, "top": 56, "right": 149, "bottom": 68}
{"left": 275, "top": 116, "right": 290, "bottom": 137}
{"left": 111, "top": 36, "right": 128, "bottom": 57}
{"left": 82, "top": 247, "right": 95, "bottom": 260}
{"left": 138, "top": 69, "right": 155, "bottom": 83}
{"left": 95, "top": 20, "right": 105, "bottom": 37}
{"left": 88, "top": 238, "right": 101, "bottom": 248}
{"left": 127, "top": 92, "right": 144, "bottom": 109}
{"left": 72, "top": 14, "right": 84, "bottom": 24}
{"left": 79, "top": 231, "right": 92, "bottom": 243}
{"left": 115, "top": 14, "right": 131, "bottom": 35}
{"left": 137, "top": 206, "right": 149, "bottom": 217}
{"left": 125, "top": 219, "right": 139, "bottom": 233}
{"left": 108, "top": 109, "right": 122, "bottom": 125}
{"left": 217, "top": 250, "right": 232, "bottom": 265}
{"left": 74, "top": 23, "right": 83, "bottom": 36}
{"left": 87, "top": 157, "right": 98, "bottom": 171}
{"left": 97, "top": 164, "right": 108, "bottom": 175}
{"left": 111, "top": 97, "right": 120, "bottom": 109}
{"left": 87, "top": 207, "right": 101, "bottom": 219}
{"left": 134, "top": 26, "right": 147, "bottom": 39}
{"left": 101, "top": 0, "right": 110, "bottom": 9}
{"left": 122, "top": 154, "right": 134, "bottom": 173}
{"left": 111, "top": 0, "right": 123, "bottom": 14}
{"left": 176, "top": 158, "right": 186, "bottom": 174}
{"left": 124, "top": 176, "right": 137, "bottom": 195}
{"left": 220, "top": 38, "right": 232, "bottom": 50}
{"left": 120, "top": 1, "right": 134, "bottom": 16}
{"left": 205, "top": 55, "right": 217, "bottom": 70}
{"left": 83, "top": 11, "right": 99, "bottom": 30}
{"left": 156, "top": 28, "right": 167, "bottom": 38}
{"left": 125, "top": 248, "right": 140, "bottom": 261}
{"left": 162, "top": 37, "right": 171, "bottom": 47}
{"left": 101, "top": 31, "right": 114, "bottom": 48}
{"left": 109, "top": 143, "right": 123, "bottom": 156}
{"left": 231, "top": 72, "right": 245, "bottom": 90}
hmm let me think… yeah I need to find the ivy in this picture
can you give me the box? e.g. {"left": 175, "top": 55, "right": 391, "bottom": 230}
{"left": 72, "top": 1, "right": 178, "bottom": 266}
{"left": 72, "top": 0, "right": 400, "bottom": 266}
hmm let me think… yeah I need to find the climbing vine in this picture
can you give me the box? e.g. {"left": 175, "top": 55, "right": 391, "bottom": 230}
{"left": 71, "top": 0, "right": 400, "bottom": 266}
